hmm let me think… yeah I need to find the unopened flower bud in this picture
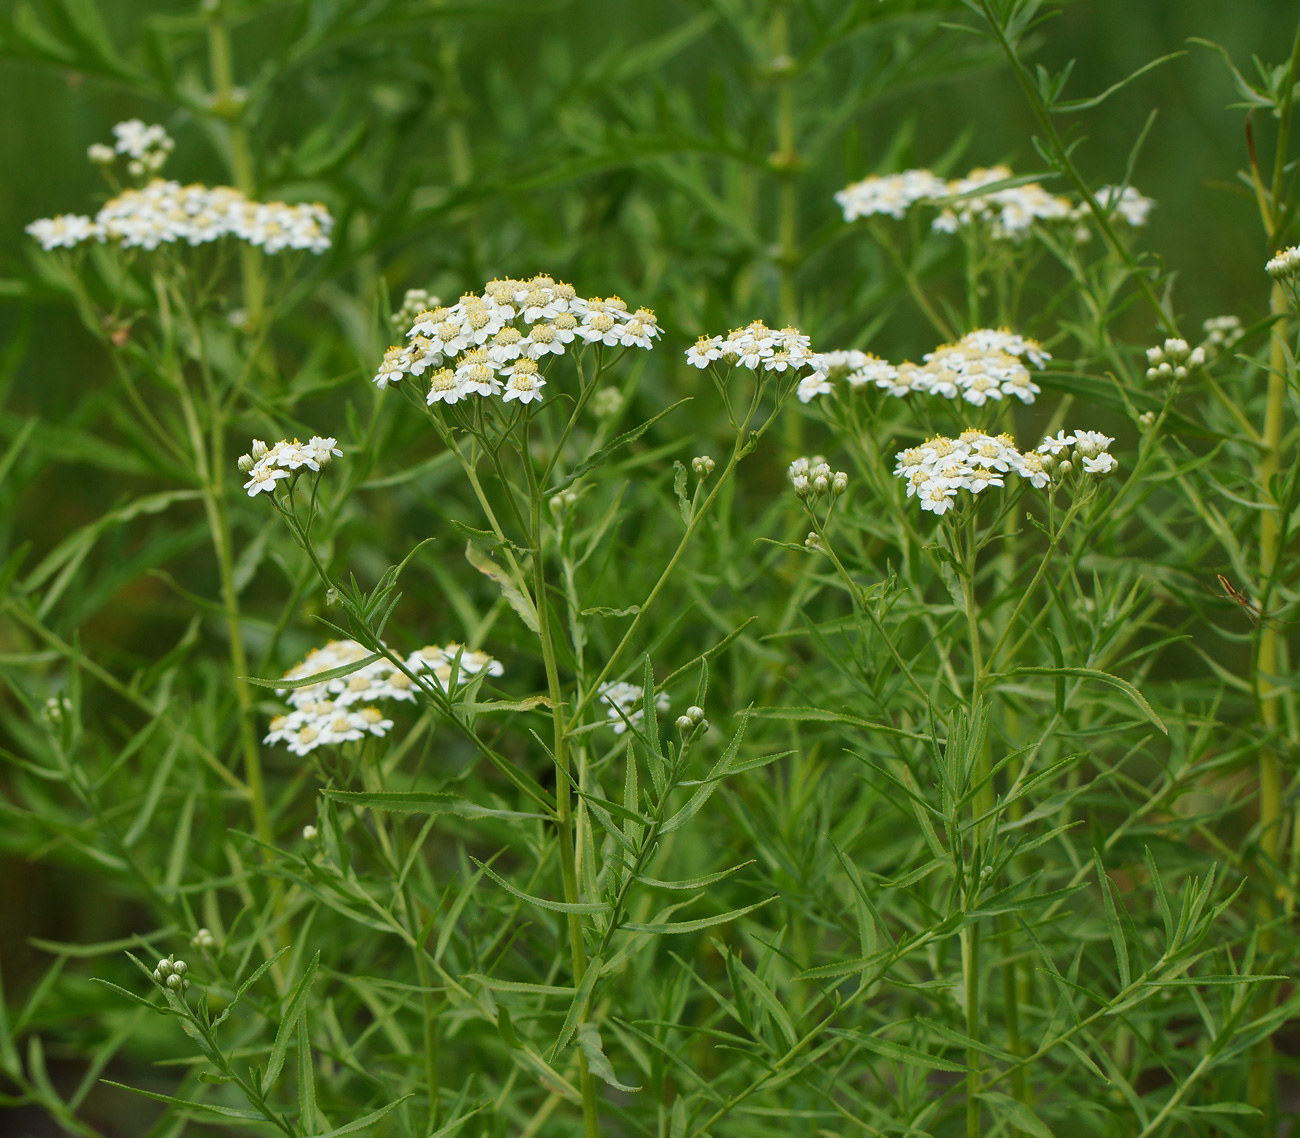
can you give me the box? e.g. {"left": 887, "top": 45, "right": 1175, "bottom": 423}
{"left": 831, "top": 471, "right": 848, "bottom": 496}
{"left": 812, "top": 474, "right": 829, "bottom": 496}
{"left": 156, "top": 958, "right": 173, "bottom": 977}
{"left": 676, "top": 715, "right": 693, "bottom": 733}
{"left": 172, "top": 960, "right": 187, "bottom": 976}
{"left": 692, "top": 455, "right": 715, "bottom": 477}
{"left": 1057, "top": 459, "right": 1073, "bottom": 477}
{"left": 302, "top": 825, "right": 318, "bottom": 841}
{"left": 792, "top": 475, "right": 810, "bottom": 498}
{"left": 1158, "top": 362, "right": 1173, "bottom": 378}
{"left": 686, "top": 705, "right": 705, "bottom": 724}
{"left": 1145, "top": 367, "right": 1159, "bottom": 381}
{"left": 1188, "top": 346, "right": 1206, "bottom": 368}
{"left": 1146, "top": 346, "right": 1164, "bottom": 365}
{"left": 1174, "top": 366, "right": 1187, "bottom": 380}
{"left": 152, "top": 969, "right": 162, "bottom": 983}
{"left": 88, "top": 143, "right": 115, "bottom": 165}
{"left": 128, "top": 159, "right": 145, "bottom": 178}
{"left": 237, "top": 453, "right": 255, "bottom": 473}
{"left": 1163, "top": 338, "right": 1190, "bottom": 363}
{"left": 251, "top": 440, "right": 269, "bottom": 460}
{"left": 166, "top": 973, "right": 183, "bottom": 990}
{"left": 191, "top": 928, "right": 215, "bottom": 949}
{"left": 805, "top": 531, "right": 823, "bottom": 551}
{"left": 1138, "top": 410, "right": 1156, "bottom": 428}
{"left": 549, "top": 495, "right": 564, "bottom": 515}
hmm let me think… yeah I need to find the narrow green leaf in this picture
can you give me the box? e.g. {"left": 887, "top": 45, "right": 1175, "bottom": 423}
{"left": 473, "top": 859, "right": 610, "bottom": 914}
{"left": 264, "top": 951, "right": 320, "bottom": 1094}
{"left": 323, "top": 790, "right": 544, "bottom": 821}
{"left": 577, "top": 1022, "right": 641, "bottom": 1093}
{"left": 304, "top": 1095, "right": 412, "bottom": 1137}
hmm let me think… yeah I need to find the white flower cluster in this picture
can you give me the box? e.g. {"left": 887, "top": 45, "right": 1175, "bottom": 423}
{"left": 684, "top": 320, "right": 830, "bottom": 403}
{"left": 1145, "top": 337, "right": 1205, "bottom": 382}
{"left": 597, "top": 681, "right": 670, "bottom": 734}
{"left": 894, "top": 428, "right": 1116, "bottom": 514}
{"left": 392, "top": 288, "right": 440, "bottom": 332}
{"left": 806, "top": 328, "right": 1048, "bottom": 407}
{"left": 27, "top": 181, "right": 333, "bottom": 254}
{"left": 933, "top": 166, "right": 1073, "bottom": 239}
{"left": 376, "top": 275, "right": 660, "bottom": 406}
{"left": 406, "top": 642, "right": 505, "bottom": 691}
{"left": 104, "top": 119, "right": 175, "bottom": 177}
{"left": 1266, "top": 246, "right": 1300, "bottom": 280}
{"left": 263, "top": 638, "right": 505, "bottom": 756}
{"left": 834, "top": 169, "right": 949, "bottom": 221}
{"left": 836, "top": 164, "right": 1154, "bottom": 241}
{"left": 237, "top": 436, "right": 340, "bottom": 497}
{"left": 1201, "top": 315, "right": 1242, "bottom": 355}
{"left": 788, "top": 456, "right": 848, "bottom": 499}
{"left": 1092, "top": 185, "right": 1156, "bottom": 228}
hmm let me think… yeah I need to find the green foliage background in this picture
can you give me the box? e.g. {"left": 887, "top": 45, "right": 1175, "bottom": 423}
{"left": 2, "top": 2, "right": 1300, "bottom": 1137}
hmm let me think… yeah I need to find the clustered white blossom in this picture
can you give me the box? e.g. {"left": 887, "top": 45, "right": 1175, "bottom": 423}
{"left": 597, "top": 681, "right": 670, "bottom": 734}
{"left": 684, "top": 320, "right": 829, "bottom": 403}
{"left": 835, "top": 164, "right": 1154, "bottom": 241}
{"left": 1266, "top": 246, "right": 1300, "bottom": 280}
{"left": 805, "top": 328, "right": 1049, "bottom": 407}
{"left": 1145, "top": 337, "right": 1205, "bottom": 382}
{"left": 27, "top": 181, "right": 333, "bottom": 254}
{"left": 788, "top": 456, "right": 848, "bottom": 499}
{"left": 1201, "top": 315, "right": 1242, "bottom": 356}
{"left": 376, "top": 275, "right": 659, "bottom": 406}
{"left": 392, "top": 288, "right": 440, "bottom": 332}
{"left": 108, "top": 119, "right": 175, "bottom": 176}
{"left": 27, "top": 122, "right": 333, "bottom": 254}
{"left": 1091, "top": 185, "right": 1157, "bottom": 228}
{"left": 263, "top": 638, "right": 503, "bottom": 756}
{"left": 894, "top": 428, "right": 1116, "bottom": 515}
{"left": 237, "top": 436, "right": 341, "bottom": 497}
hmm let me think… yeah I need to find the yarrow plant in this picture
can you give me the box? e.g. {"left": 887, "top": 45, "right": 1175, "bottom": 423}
{"left": 8, "top": 7, "right": 1300, "bottom": 1138}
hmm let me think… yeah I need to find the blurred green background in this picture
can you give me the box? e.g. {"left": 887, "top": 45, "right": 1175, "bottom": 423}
{"left": 0, "top": 1, "right": 1295, "bottom": 1131}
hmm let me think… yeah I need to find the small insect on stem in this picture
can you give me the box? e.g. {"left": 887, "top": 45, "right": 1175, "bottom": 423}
{"left": 1210, "top": 574, "right": 1296, "bottom": 630}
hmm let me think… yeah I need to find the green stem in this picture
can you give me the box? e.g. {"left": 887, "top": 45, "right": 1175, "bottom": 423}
{"left": 177, "top": 382, "right": 272, "bottom": 848}
{"left": 522, "top": 424, "right": 601, "bottom": 1138}
{"left": 961, "top": 520, "right": 986, "bottom": 1138}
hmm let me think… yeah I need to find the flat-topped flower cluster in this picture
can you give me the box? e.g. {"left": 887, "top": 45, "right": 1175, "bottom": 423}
{"left": 28, "top": 180, "right": 333, "bottom": 254}
{"left": 375, "top": 275, "right": 660, "bottom": 406}
{"left": 836, "top": 163, "right": 1154, "bottom": 240}
{"left": 685, "top": 320, "right": 831, "bottom": 402}
{"left": 895, "top": 428, "right": 1116, "bottom": 515}
{"left": 265, "top": 638, "right": 503, "bottom": 755}
{"left": 238, "top": 436, "right": 341, "bottom": 497}
{"left": 813, "top": 328, "right": 1049, "bottom": 407}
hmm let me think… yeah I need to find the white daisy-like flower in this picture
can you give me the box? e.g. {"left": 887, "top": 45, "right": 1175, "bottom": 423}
{"left": 425, "top": 368, "right": 462, "bottom": 406}
{"left": 501, "top": 358, "right": 546, "bottom": 404}
{"left": 1082, "top": 451, "right": 1118, "bottom": 476}
{"left": 1037, "top": 431, "right": 1076, "bottom": 457}
{"left": 686, "top": 335, "right": 724, "bottom": 368}
{"left": 243, "top": 465, "right": 290, "bottom": 496}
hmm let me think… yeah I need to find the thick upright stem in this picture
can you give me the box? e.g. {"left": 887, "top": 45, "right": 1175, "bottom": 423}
{"left": 207, "top": 6, "right": 264, "bottom": 325}
{"left": 1249, "top": 279, "right": 1289, "bottom": 1122}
